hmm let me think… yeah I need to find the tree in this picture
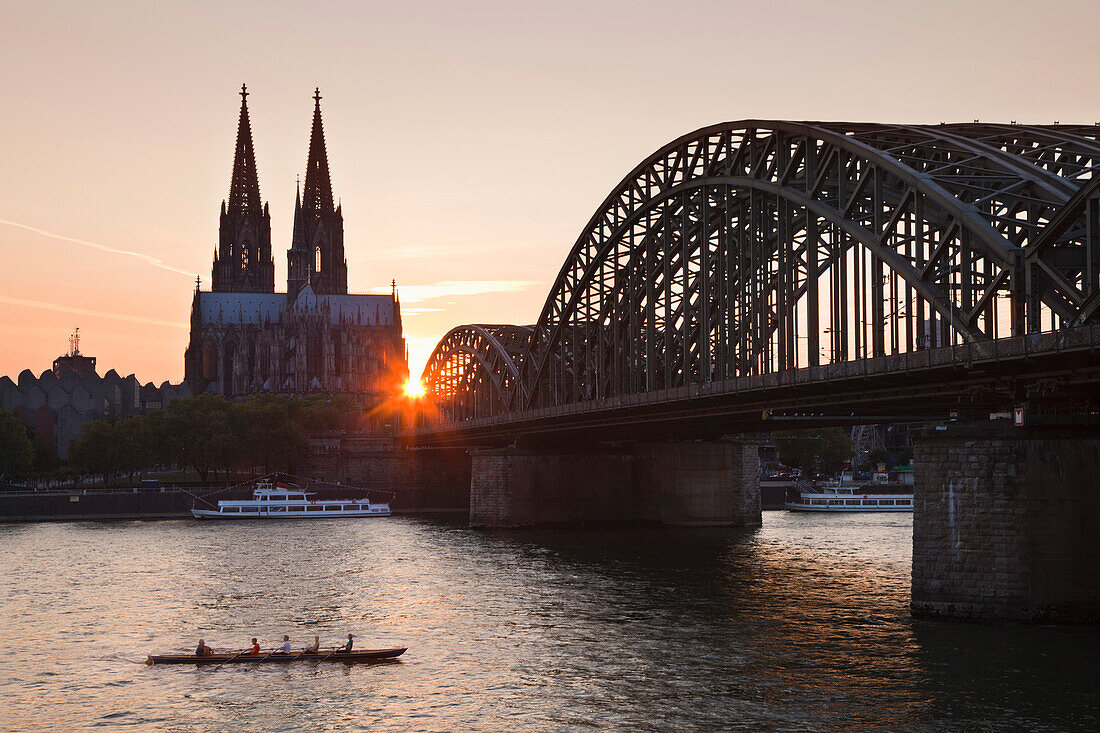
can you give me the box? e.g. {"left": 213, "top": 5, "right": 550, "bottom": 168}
{"left": 115, "top": 417, "right": 151, "bottom": 486}
{"left": 165, "top": 393, "right": 233, "bottom": 484}
{"left": 31, "top": 435, "right": 60, "bottom": 479}
{"left": 140, "top": 409, "right": 171, "bottom": 470}
{"left": 0, "top": 410, "right": 34, "bottom": 481}
{"left": 772, "top": 428, "right": 855, "bottom": 478}
{"left": 863, "top": 448, "right": 890, "bottom": 472}
{"left": 69, "top": 420, "right": 119, "bottom": 485}
{"left": 239, "top": 396, "right": 307, "bottom": 473}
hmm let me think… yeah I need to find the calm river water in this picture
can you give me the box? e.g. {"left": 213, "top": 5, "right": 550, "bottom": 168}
{"left": 1, "top": 512, "right": 1097, "bottom": 731}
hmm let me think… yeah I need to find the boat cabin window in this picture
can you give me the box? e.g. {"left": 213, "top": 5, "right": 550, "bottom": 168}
{"left": 811, "top": 500, "right": 826, "bottom": 505}
{"left": 845, "top": 499, "right": 860, "bottom": 506}
{"left": 880, "top": 499, "right": 894, "bottom": 505}
{"left": 861, "top": 500, "right": 878, "bottom": 505}
{"left": 308, "top": 505, "right": 322, "bottom": 511}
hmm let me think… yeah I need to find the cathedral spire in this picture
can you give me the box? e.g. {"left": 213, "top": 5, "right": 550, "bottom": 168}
{"left": 227, "top": 83, "right": 262, "bottom": 216}
{"left": 301, "top": 87, "right": 334, "bottom": 215}
{"left": 213, "top": 84, "right": 274, "bottom": 293}
{"left": 287, "top": 88, "right": 346, "bottom": 297}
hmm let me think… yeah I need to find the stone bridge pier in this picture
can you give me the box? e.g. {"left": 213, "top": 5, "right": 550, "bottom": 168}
{"left": 912, "top": 424, "right": 1100, "bottom": 623}
{"left": 469, "top": 440, "right": 761, "bottom": 529}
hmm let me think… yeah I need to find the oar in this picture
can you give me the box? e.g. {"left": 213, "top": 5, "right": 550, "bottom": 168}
{"left": 212, "top": 648, "right": 248, "bottom": 670}
{"left": 314, "top": 646, "right": 344, "bottom": 663}
{"left": 244, "top": 647, "right": 281, "bottom": 672}
{"left": 283, "top": 646, "right": 315, "bottom": 664}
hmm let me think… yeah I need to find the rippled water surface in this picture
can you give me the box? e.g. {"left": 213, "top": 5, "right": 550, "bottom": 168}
{"left": 1, "top": 512, "right": 1097, "bottom": 731}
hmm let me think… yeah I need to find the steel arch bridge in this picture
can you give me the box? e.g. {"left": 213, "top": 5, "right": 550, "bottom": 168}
{"left": 422, "top": 120, "right": 1100, "bottom": 430}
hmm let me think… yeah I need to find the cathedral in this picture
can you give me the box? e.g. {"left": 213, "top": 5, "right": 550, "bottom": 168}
{"left": 184, "top": 86, "right": 407, "bottom": 400}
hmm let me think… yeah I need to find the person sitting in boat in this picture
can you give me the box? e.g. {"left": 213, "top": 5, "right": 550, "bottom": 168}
{"left": 249, "top": 638, "right": 260, "bottom": 656}
{"left": 304, "top": 636, "right": 320, "bottom": 654}
{"left": 344, "top": 633, "right": 354, "bottom": 652}
{"left": 195, "top": 639, "right": 213, "bottom": 657}
{"left": 279, "top": 635, "right": 292, "bottom": 654}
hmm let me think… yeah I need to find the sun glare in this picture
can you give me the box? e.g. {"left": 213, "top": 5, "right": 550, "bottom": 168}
{"left": 403, "top": 378, "right": 426, "bottom": 399}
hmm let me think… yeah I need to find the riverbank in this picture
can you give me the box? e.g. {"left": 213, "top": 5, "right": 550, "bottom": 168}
{"left": 0, "top": 482, "right": 469, "bottom": 523}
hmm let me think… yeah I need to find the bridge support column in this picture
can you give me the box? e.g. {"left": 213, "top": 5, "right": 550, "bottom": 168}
{"left": 469, "top": 440, "right": 760, "bottom": 529}
{"left": 911, "top": 424, "right": 1100, "bottom": 623}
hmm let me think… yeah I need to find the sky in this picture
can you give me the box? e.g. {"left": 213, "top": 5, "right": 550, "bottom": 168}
{"left": 3, "top": 0, "right": 1100, "bottom": 384}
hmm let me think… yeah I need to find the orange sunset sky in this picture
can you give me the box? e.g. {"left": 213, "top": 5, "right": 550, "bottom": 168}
{"left": 4, "top": 0, "right": 1100, "bottom": 384}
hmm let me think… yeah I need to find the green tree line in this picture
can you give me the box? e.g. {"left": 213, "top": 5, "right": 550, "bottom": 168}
{"left": 0, "top": 410, "right": 60, "bottom": 483}
{"left": 771, "top": 428, "right": 855, "bottom": 478}
{"left": 64, "top": 394, "right": 358, "bottom": 486}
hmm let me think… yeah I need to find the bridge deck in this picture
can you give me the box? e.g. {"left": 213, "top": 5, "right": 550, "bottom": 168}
{"left": 412, "top": 325, "right": 1100, "bottom": 445}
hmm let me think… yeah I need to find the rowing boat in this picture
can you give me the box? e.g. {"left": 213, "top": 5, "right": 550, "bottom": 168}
{"left": 146, "top": 647, "right": 406, "bottom": 665}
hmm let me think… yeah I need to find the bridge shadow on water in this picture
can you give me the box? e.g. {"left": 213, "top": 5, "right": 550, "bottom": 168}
{"left": 458, "top": 513, "right": 1098, "bottom": 731}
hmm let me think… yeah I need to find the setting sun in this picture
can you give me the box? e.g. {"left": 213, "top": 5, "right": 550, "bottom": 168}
{"left": 402, "top": 378, "right": 426, "bottom": 399}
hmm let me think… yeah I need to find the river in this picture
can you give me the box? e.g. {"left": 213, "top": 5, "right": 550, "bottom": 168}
{"left": 1, "top": 512, "right": 1097, "bottom": 731}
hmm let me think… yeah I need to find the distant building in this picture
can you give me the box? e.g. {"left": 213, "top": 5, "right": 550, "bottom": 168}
{"left": 1, "top": 332, "right": 190, "bottom": 460}
{"left": 52, "top": 328, "right": 95, "bottom": 378}
{"left": 184, "top": 86, "right": 407, "bottom": 400}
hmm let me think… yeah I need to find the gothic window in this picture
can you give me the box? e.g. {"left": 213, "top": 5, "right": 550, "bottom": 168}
{"left": 223, "top": 341, "right": 237, "bottom": 395}
{"left": 307, "top": 333, "right": 323, "bottom": 383}
{"left": 241, "top": 243, "right": 250, "bottom": 270}
{"left": 202, "top": 342, "right": 217, "bottom": 382}
{"left": 315, "top": 245, "right": 322, "bottom": 273}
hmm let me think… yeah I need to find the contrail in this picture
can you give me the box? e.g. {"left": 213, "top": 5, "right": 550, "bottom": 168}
{"left": 0, "top": 217, "right": 198, "bottom": 278}
{"left": 0, "top": 294, "right": 188, "bottom": 329}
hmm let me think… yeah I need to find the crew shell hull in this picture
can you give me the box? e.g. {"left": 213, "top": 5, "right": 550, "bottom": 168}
{"left": 147, "top": 648, "right": 406, "bottom": 664}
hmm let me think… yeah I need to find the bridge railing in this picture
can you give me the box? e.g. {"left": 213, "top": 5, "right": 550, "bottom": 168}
{"left": 419, "top": 323, "right": 1100, "bottom": 433}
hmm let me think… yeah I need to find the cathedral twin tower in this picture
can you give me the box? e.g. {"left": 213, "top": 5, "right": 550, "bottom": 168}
{"left": 212, "top": 84, "right": 347, "bottom": 298}
{"left": 185, "top": 86, "right": 406, "bottom": 400}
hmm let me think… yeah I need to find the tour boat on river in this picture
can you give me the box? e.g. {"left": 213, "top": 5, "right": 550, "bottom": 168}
{"left": 191, "top": 480, "right": 391, "bottom": 520}
{"left": 784, "top": 476, "right": 913, "bottom": 512}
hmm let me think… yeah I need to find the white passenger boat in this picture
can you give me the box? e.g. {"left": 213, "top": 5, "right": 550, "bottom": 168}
{"left": 784, "top": 478, "right": 913, "bottom": 512}
{"left": 191, "top": 480, "right": 391, "bottom": 520}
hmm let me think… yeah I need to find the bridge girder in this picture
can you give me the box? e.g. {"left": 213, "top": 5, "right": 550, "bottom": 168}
{"left": 421, "top": 325, "right": 532, "bottom": 422}
{"left": 423, "top": 121, "right": 1100, "bottom": 422}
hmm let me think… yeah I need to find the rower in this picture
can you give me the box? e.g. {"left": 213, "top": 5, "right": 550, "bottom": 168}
{"left": 279, "top": 635, "right": 292, "bottom": 654}
{"left": 195, "top": 639, "right": 213, "bottom": 657}
{"left": 304, "top": 636, "right": 320, "bottom": 654}
{"left": 249, "top": 638, "right": 260, "bottom": 656}
{"left": 344, "top": 633, "right": 354, "bottom": 652}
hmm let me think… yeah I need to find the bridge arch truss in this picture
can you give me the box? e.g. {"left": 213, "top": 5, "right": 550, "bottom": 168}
{"left": 425, "top": 121, "right": 1100, "bottom": 419}
{"left": 421, "top": 325, "right": 533, "bottom": 421}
